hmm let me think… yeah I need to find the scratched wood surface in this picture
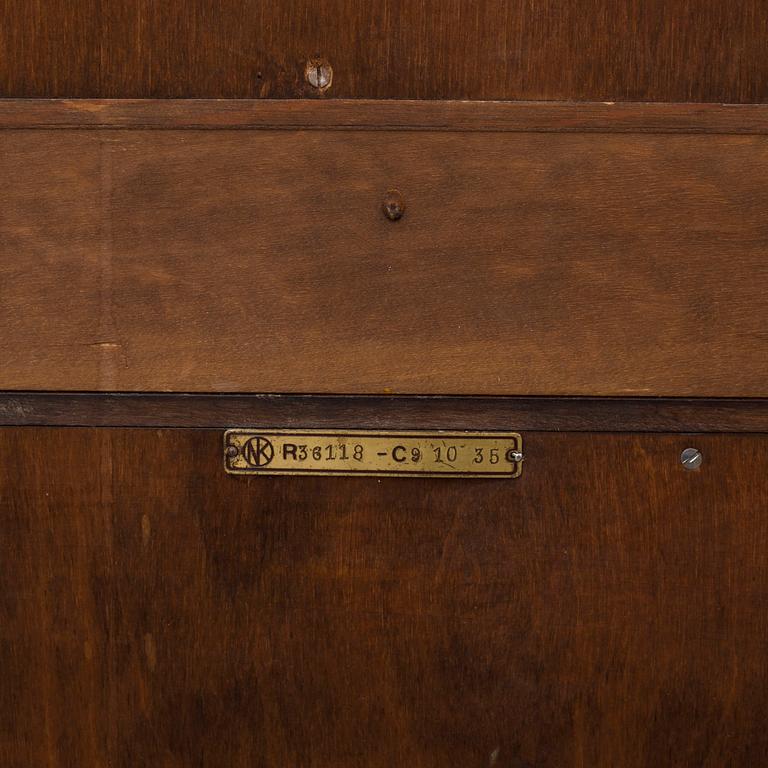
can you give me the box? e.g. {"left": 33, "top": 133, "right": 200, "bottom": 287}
{"left": 3, "top": 102, "right": 768, "bottom": 395}
{"left": 1, "top": 0, "right": 768, "bottom": 102}
{"left": 1, "top": 427, "right": 768, "bottom": 767}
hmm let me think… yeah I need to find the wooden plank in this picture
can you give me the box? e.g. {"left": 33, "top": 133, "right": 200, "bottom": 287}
{"left": 1, "top": 0, "right": 768, "bottom": 103}
{"left": 2, "top": 393, "right": 768, "bottom": 433}
{"left": 0, "top": 428, "right": 112, "bottom": 766}
{"left": 2, "top": 427, "right": 768, "bottom": 766}
{"left": 2, "top": 104, "right": 768, "bottom": 396}
{"left": 1, "top": 99, "right": 768, "bottom": 134}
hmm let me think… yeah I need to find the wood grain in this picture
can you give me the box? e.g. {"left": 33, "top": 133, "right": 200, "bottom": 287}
{"left": 2, "top": 427, "right": 768, "bottom": 766}
{"left": 1, "top": 0, "right": 768, "bottom": 102}
{"left": 2, "top": 103, "right": 768, "bottom": 396}
{"left": 2, "top": 99, "right": 768, "bottom": 134}
{"left": 3, "top": 393, "right": 768, "bottom": 433}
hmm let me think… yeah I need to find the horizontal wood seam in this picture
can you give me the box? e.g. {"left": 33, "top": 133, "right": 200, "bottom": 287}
{"left": 1, "top": 394, "right": 767, "bottom": 432}
{"left": 1, "top": 100, "right": 767, "bottom": 134}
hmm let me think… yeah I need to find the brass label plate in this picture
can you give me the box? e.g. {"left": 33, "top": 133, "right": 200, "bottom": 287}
{"left": 224, "top": 429, "right": 523, "bottom": 478}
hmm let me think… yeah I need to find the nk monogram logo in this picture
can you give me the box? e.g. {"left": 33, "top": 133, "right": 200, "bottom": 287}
{"left": 243, "top": 436, "right": 275, "bottom": 468}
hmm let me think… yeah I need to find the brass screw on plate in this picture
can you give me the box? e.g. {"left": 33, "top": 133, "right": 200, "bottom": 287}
{"left": 305, "top": 59, "right": 333, "bottom": 91}
{"left": 383, "top": 190, "right": 406, "bottom": 221}
{"left": 225, "top": 445, "right": 240, "bottom": 459}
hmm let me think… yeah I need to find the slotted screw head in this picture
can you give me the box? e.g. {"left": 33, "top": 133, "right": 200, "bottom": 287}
{"left": 305, "top": 59, "right": 333, "bottom": 90}
{"left": 681, "top": 448, "right": 703, "bottom": 470}
{"left": 383, "top": 190, "right": 406, "bottom": 221}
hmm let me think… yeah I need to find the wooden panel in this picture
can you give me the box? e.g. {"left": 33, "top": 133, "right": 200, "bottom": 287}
{"left": 2, "top": 101, "right": 768, "bottom": 396}
{"left": 2, "top": 427, "right": 768, "bottom": 766}
{"left": 3, "top": 98, "right": 768, "bottom": 133}
{"left": 1, "top": 0, "right": 768, "bottom": 102}
{"left": 3, "top": 393, "right": 768, "bottom": 433}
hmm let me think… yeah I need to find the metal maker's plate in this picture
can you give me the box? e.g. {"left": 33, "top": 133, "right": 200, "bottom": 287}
{"left": 224, "top": 429, "right": 523, "bottom": 478}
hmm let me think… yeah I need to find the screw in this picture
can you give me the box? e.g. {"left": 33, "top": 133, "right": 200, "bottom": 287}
{"left": 305, "top": 59, "right": 333, "bottom": 91}
{"left": 507, "top": 450, "right": 524, "bottom": 463}
{"left": 680, "top": 448, "right": 703, "bottom": 470}
{"left": 383, "top": 190, "right": 406, "bottom": 221}
{"left": 225, "top": 445, "right": 240, "bottom": 459}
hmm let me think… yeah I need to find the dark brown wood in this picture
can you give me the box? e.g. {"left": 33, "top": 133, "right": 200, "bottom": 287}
{"left": 1, "top": 1, "right": 768, "bottom": 103}
{"left": 3, "top": 4, "right": 767, "bottom": 767}
{"left": 2, "top": 427, "right": 768, "bottom": 766}
{"left": 3, "top": 102, "right": 768, "bottom": 396}
{"left": 2, "top": 99, "right": 768, "bottom": 134}
{"left": 3, "top": 393, "right": 768, "bottom": 433}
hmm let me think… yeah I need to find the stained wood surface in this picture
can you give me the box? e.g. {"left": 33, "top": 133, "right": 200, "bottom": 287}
{"left": 2, "top": 102, "right": 768, "bottom": 396}
{"left": 3, "top": 393, "right": 768, "bottom": 433}
{"left": 1, "top": 0, "right": 768, "bottom": 102}
{"left": 3, "top": 99, "right": 768, "bottom": 133}
{"left": 1, "top": 427, "right": 767, "bottom": 767}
